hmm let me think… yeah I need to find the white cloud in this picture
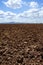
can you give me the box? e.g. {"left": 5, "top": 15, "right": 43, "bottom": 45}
{"left": 18, "top": 2, "right": 43, "bottom": 23}
{"left": 39, "top": 7, "right": 43, "bottom": 17}
{"left": 0, "top": 1, "right": 43, "bottom": 23}
{"left": 4, "top": 0, "right": 22, "bottom": 9}
{"left": 17, "top": 1, "right": 43, "bottom": 23}
{"left": 3, "top": 1, "right": 39, "bottom": 9}
{"left": 17, "top": 1, "right": 39, "bottom": 18}
{"left": 0, "top": 10, "right": 5, "bottom": 18}
{"left": 18, "top": 8, "right": 39, "bottom": 18}
{"left": 0, "top": 10, "right": 17, "bottom": 23}
{"left": 29, "top": 1, "right": 38, "bottom": 8}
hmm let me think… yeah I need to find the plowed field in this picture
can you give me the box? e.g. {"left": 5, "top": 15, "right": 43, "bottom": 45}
{"left": 0, "top": 24, "right": 43, "bottom": 65}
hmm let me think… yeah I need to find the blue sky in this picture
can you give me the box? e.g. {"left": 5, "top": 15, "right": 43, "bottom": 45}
{"left": 0, "top": 0, "right": 43, "bottom": 23}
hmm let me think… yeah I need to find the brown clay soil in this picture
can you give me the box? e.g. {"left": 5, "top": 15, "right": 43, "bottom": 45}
{"left": 0, "top": 24, "right": 43, "bottom": 65}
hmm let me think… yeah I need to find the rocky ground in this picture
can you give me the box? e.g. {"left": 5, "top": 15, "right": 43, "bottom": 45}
{"left": 0, "top": 24, "right": 43, "bottom": 65}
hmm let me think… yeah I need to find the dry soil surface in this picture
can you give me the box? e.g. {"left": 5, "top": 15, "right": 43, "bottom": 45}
{"left": 0, "top": 24, "right": 43, "bottom": 65}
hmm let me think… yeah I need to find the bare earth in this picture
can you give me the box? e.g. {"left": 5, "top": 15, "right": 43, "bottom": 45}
{"left": 0, "top": 24, "right": 43, "bottom": 65}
